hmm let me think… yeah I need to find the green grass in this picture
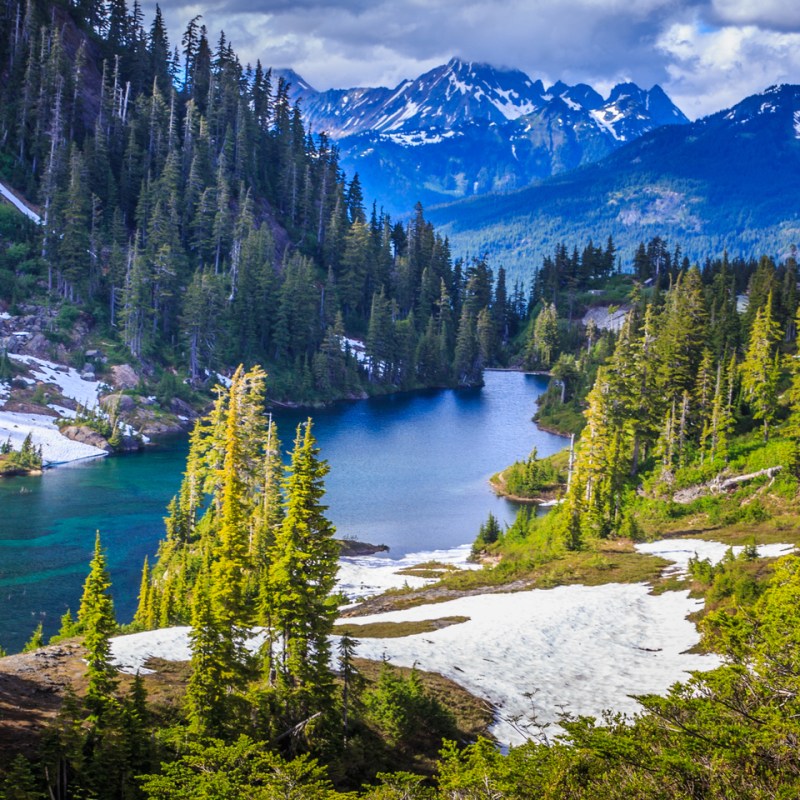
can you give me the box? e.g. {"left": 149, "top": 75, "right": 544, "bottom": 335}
{"left": 333, "top": 616, "right": 470, "bottom": 638}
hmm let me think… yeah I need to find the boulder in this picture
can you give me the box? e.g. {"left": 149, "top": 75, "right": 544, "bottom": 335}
{"left": 59, "top": 425, "right": 113, "bottom": 453}
{"left": 110, "top": 364, "right": 139, "bottom": 390}
{"left": 19, "top": 332, "right": 49, "bottom": 359}
{"left": 100, "top": 393, "right": 136, "bottom": 413}
{"left": 170, "top": 397, "right": 198, "bottom": 419}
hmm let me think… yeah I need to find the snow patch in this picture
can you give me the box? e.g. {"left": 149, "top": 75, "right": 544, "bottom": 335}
{"left": 352, "top": 584, "right": 716, "bottom": 746}
{"left": 384, "top": 130, "right": 459, "bottom": 147}
{"left": 338, "top": 543, "right": 479, "bottom": 601}
{"left": 343, "top": 336, "right": 368, "bottom": 364}
{"left": 0, "top": 410, "right": 107, "bottom": 465}
{"left": 9, "top": 354, "right": 103, "bottom": 408}
{"left": 112, "top": 627, "right": 269, "bottom": 675}
{"left": 590, "top": 107, "right": 625, "bottom": 141}
{"left": 636, "top": 538, "right": 794, "bottom": 578}
{"left": 0, "top": 355, "right": 110, "bottom": 465}
{"left": 794, "top": 110, "right": 800, "bottom": 139}
{"left": 0, "top": 180, "right": 42, "bottom": 224}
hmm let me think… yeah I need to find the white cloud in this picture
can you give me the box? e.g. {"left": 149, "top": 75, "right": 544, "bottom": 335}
{"left": 658, "top": 20, "right": 800, "bottom": 117}
{"left": 711, "top": 0, "right": 800, "bottom": 31}
{"left": 141, "top": 1, "right": 800, "bottom": 120}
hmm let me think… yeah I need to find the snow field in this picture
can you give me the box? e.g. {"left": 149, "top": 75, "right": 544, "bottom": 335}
{"left": 337, "top": 543, "right": 479, "bottom": 601}
{"left": 1, "top": 355, "right": 108, "bottom": 465}
{"left": 0, "top": 410, "right": 106, "bottom": 464}
{"left": 109, "top": 538, "right": 795, "bottom": 747}
{"left": 351, "top": 583, "right": 716, "bottom": 746}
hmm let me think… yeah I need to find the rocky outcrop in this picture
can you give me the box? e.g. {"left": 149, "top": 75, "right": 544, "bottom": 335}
{"left": 0, "top": 305, "right": 94, "bottom": 362}
{"left": 100, "top": 393, "right": 136, "bottom": 414}
{"left": 59, "top": 425, "right": 113, "bottom": 453}
{"left": 109, "top": 364, "right": 140, "bottom": 390}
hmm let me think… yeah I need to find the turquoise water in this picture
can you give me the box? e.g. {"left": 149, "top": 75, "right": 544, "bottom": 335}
{"left": 0, "top": 371, "right": 565, "bottom": 651}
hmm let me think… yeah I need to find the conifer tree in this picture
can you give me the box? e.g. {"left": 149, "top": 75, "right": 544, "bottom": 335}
{"left": 741, "top": 294, "right": 782, "bottom": 441}
{"left": 269, "top": 420, "right": 338, "bottom": 719}
{"left": 22, "top": 622, "right": 44, "bottom": 653}
{"left": 77, "top": 533, "right": 118, "bottom": 714}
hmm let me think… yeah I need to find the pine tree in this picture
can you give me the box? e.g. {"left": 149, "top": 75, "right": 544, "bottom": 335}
{"left": 22, "top": 622, "right": 44, "bottom": 653}
{"left": 185, "top": 571, "right": 229, "bottom": 736}
{"left": 269, "top": 420, "right": 339, "bottom": 719}
{"left": 741, "top": 294, "right": 782, "bottom": 441}
{"left": 77, "top": 533, "right": 118, "bottom": 715}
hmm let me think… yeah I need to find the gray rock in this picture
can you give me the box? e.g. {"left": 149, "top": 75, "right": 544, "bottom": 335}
{"left": 170, "top": 397, "right": 198, "bottom": 418}
{"left": 100, "top": 393, "right": 136, "bottom": 413}
{"left": 110, "top": 364, "right": 139, "bottom": 390}
{"left": 59, "top": 425, "right": 113, "bottom": 453}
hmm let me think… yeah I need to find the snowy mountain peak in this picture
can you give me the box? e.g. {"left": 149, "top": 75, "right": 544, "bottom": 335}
{"left": 273, "top": 68, "right": 317, "bottom": 95}
{"left": 279, "top": 60, "right": 689, "bottom": 213}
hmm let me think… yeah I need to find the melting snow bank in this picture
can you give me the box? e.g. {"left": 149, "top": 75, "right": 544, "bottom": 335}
{"left": 636, "top": 538, "right": 795, "bottom": 577}
{"left": 0, "top": 354, "right": 108, "bottom": 466}
{"left": 352, "top": 584, "right": 715, "bottom": 747}
{"left": 0, "top": 180, "right": 42, "bottom": 224}
{"left": 0, "top": 410, "right": 107, "bottom": 465}
{"left": 9, "top": 354, "right": 103, "bottom": 408}
{"left": 337, "top": 543, "right": 480, "bottom": 601}
{"left": 109, "top": 537, "right": 796, "bottom": 748}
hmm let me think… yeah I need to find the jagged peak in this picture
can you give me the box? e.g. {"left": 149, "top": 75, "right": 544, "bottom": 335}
{"left": 273, "top": 68, "right": 317, "bottom": 95}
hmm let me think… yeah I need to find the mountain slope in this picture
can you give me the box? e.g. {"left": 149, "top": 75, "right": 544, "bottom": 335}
{"left": 279, "top": 59, "right": 688, "bottom": 214}
{"left": 425, "top": 84, "right": 800, "bottom": 278}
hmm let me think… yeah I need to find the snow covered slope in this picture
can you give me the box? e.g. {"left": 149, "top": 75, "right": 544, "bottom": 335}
{"left": 277, "top": 59, "right": 688, "bottom": 212}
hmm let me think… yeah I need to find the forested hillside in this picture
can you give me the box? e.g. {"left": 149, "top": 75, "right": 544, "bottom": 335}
{"left": 428, "top": 84, "right": 800, "bottom": 279}
{"left": 0, "top": 0, "right": 511, "bottom": 402}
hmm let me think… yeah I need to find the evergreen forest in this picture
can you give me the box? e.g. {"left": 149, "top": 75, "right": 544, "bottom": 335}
{"left": 0, "top": 0, "right": 518, "bottom": 403}
{"left": 5, "top": 2, "right": 800, "bottom": 800}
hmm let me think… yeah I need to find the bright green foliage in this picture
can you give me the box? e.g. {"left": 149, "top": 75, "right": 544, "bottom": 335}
{"left": 741, "top": 294, "right": 782, "bottom": 441}
{"left": 363, "top": 663, "right": 456, "bottom": 750}
{"left": 785, "top": 314, "right": 800, "bottom": 472}
{"left": 0, "top": 432, "right": 43, "bottom": 474}
{"left": 269, "top": 420, "right": 339, "bottom": 718}
{"left": 49, "top": 608, "right": 79, "bottom": 643}
{"left": 472, "top": 512, "right": 502, "bottom": 555}
{"left": 21, "top": 623, "right": 44, "bottom": 653}
{"left": 526, "top": 302, "right": 559, "bottom": 368}
{"left": 700, "top": 359, "right": 735, "bottom": 464}
{"left": 138, "top": 736, "right": 338, "bottom": 799}
{"left": 186, "top": 573, "right": 233, "bottom": 737}
{"left": 504, "top": 449, "right": 561, "bottom": 499}
{"left": 77, "top": 532, "right": 118, "bottom": 713}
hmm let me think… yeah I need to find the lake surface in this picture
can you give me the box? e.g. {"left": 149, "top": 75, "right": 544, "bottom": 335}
{"left": 0, "top": 371, "right": 565, "bottom": 651}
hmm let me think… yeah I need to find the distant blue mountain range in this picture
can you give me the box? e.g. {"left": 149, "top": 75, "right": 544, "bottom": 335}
{"left": 278, "top": 58, "right": 688, "bottom": 215}
{"left": 422, "top": 84, "right": 800, "bottom": 277}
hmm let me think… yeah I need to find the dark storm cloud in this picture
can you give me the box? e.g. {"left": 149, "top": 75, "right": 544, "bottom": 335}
{"left": 143, "top": 0, "right": 800, "bottom": 118}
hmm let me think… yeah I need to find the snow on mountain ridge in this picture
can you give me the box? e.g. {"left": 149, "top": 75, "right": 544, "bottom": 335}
{"left": 280, "top": 60, "right": 687, "bottom": 146}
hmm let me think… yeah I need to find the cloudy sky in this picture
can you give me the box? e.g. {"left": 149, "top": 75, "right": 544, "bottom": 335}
{"left": 142, "top": 0, "right": 800, "bottom": 119}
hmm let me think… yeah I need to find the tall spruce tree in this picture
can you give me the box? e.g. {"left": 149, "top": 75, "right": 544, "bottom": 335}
{"left": 77, "top": 533, "right": 118, "bottom": 715}
{"left": 269, "top": 419, "right": 339, "bottom": 720}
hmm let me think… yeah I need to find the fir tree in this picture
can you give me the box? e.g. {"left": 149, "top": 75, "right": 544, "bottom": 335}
{"left": 77, "top": 533, "right": 118, "bottom": 715}
{"left": 269, "top": 420, "right": 339, "bottom": 720}
{"left": 741, "top": 294, "right": 782, "bottom": 441}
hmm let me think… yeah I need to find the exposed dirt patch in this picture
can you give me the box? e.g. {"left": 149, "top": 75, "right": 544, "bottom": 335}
{"left": 0, "top": 641, "right": 87, "bottom": 760}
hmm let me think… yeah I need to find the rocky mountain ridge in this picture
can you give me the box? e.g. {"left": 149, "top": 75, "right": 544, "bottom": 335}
{"left": 277, "top": 58, "right": 689, "bottom": 213}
